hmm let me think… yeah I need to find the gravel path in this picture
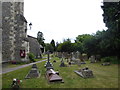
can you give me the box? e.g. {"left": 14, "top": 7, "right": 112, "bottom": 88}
{"left": 0, "top": 59, "right": 47, "bottom": 74}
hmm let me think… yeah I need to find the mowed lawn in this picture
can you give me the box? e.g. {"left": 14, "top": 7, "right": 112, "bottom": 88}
{"left": 2, "top": 57, "right": 119, "bottom": 88}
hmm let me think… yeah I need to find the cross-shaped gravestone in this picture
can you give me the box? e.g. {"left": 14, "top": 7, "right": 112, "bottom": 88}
{"left": 44, "top": 51, "right": 53, "bottom": 70}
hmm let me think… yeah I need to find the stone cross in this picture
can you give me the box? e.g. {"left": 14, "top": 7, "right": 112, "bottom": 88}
{"left": 47, "top": 51, "right": 50, "bottom": 62}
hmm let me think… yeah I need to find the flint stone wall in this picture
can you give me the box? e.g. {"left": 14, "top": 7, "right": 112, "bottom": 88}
{"left": 2, "top": 1, "right": 29, "bottom": 62}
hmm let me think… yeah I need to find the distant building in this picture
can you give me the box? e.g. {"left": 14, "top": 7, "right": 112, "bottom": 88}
{"left": 27, "top": 35, "right": 42, "bottom": 59}
{"left": 1, "top": 0, "right": 29, "bottom": 62}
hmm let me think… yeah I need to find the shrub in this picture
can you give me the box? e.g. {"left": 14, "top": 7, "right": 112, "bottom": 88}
{"left": 28, "top": 53, "right": 35, "bottom": 62}
{"left": 101, "top": 56, "right": 120, "bottom": 64}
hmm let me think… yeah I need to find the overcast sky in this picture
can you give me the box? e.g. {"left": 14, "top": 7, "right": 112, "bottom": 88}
{"left": 24, "top": 0, "right": 107, "bottom": 43}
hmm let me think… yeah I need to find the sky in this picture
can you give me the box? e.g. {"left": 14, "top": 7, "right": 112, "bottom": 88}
{"left": 24, "top": 0, "right": 107, "bottom": 43}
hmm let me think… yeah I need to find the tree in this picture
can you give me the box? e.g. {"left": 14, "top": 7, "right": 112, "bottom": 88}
{"left": 50, "top": 39, "right": 56, "bottom": 52}
{"left": 101, "top": 2, "right": 120, "bottom": 58}
{"left": 45, "top": 43, "right": 54, "bottom": 53}
{"left": 37, "top": 31, "right": 45, "bottom": 47}
{"left": 57, "top": 38, "right": 74, "bottom": 53}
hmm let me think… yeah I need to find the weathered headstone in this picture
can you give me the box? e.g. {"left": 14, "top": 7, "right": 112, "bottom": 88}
{"left": 76, "top": 51, "right": 80, "bottom": 60}
{"left": 59, "top": 58, "right": 67, "bottom": 67}
{"left": 95, "top": 55, "right": 101, "bottom": 62}
{"left": 57, "top": 52, "right": 62, "bottom": 58}
{"left": 90, "top": 55, "right": 96, "bottom": 63}
{"left": 74, "top": 67, "right": 94, "bottom": 78}
{"left": 71, "top": 52, "right": 76, "bottom": 61}
{"left": 25, "top": 64, "right": 40, "bottom": 79}
{"left": 82, "top": 53, "right": 88, "bottom": 61}
{"left": 70, "top": 51, "right": 81, "bottom": 65}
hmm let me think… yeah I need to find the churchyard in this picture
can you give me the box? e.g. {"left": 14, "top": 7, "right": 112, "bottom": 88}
{"left": 2, "top": 53, "right": 119, "bottom": 88}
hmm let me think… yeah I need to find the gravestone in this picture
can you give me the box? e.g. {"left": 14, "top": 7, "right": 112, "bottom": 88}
{"left": 102, "top": 62, "right": 110, "bottom": 66}
{"left": 25, "top": 64, "right": 40, "bottom": 79}
{"left": 74, "top": 67, "right": 94, "bottom": 78}
{"left": 80, "top": 54, "right": 87, "bottom": 64}
{"left": 59, "top": 58, "right": 67, "bottom": 67}
{"left": 53, "top": 60, "right": 56, "bottom": 63}
{"left": 95, "top": 55, "right": 101, "bottom": 62}
{"left": 71, "top": 52, "right": 76, "bottom": 61}
{"left": 76, "top": 51, "right": 81, "bottom": 65}
{"left": 76, "top": 51, "right": 80, "bottom": 60}
{"left": 82, "top": 53, "right": 88, "bottom": 61}
{"left": 57, "top": 52, "right": 62, "bottom": 58}
{"left": 32, "top": 64, "right": 38, "bottom": 68}
{"left": 90, "top": 55, "right": 95, "bottom": 63}
{"left": 44, "top": 51, "right": 53, "bottom": 70}
{"left": 70, "top": 51, "right": 81, "bottom": 65}
{"left": 46, "top": 69, "right": 64, "bottom": 83}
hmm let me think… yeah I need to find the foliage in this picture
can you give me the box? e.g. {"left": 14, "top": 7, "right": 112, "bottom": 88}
{"left": 57, "top": 39, "right": 74, "bottom": 53}
{"left": 101, "top": 56, "right": 120, "bottom": 64}
{"left": 101, "top": 2, "right": 120, "bottom": 58}
{"left": 50, "top": 39, "right": 56, "bottom": 52}
{"left": 37, "top": 31, "right": 45, "bottom": 47}
{"left": 45, "top": 43, "right": 54, "bottom": 53}
{"left": 28, "top": 53, "right": 35, "bottom": 62}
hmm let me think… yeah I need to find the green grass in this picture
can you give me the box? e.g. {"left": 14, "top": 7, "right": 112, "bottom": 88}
{"left": 2, "top": 57, "right": 119, "bottom": 88}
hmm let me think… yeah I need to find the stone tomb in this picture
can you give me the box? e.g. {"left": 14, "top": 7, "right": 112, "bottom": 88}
{"left": 74, "top": 67, "right": 94, "bottom": 78}
{"left": 46, "top": 69, "right": 64, "bottom": 83}
{"left": 25, "top": 64, "right": 40, "bottom": 79}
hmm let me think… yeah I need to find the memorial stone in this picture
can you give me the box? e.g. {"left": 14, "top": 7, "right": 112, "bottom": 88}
{"left": 25, "top": 64, "right": 40, "bottom": 79}
{"left": 44, "top": 51, "right": 53, "bottom": 70}
{"left": 74, "top": 67, "right": 94, "bottom": 78}
{"left": 90, "top": 55, "right": 96, "bottom": 63}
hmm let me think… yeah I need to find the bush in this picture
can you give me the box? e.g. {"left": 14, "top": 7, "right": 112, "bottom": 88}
{"left": 101, "top": 56, "right": 120, "bottom": 64}
{"left": 28, "top": 53, "right": 35, "bottom": 62}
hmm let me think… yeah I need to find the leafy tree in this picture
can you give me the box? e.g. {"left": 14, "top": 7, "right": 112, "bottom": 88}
{"left": 50, "top": 39, "right": 56, "bottom": 52}
{"left": 57, "top": 39, "right": 74, "bottom": 53}
{"left": 101, "top": 2, "right": 120, "bottom": 58}
{"left": 45, "top": 43, "right": 54, "bottom": 53}
{"left": 37, "top": 31, "right": 45, "bottom": 47}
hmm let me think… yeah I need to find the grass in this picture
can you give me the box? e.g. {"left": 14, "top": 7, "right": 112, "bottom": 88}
{"left": 2, "top": 56, "right": 119, "bottom": 88}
